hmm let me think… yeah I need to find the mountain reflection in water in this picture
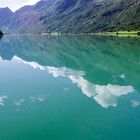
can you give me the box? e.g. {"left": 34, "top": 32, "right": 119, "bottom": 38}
{"left": 0, "top": 35, "right": 140, "bottom": 108}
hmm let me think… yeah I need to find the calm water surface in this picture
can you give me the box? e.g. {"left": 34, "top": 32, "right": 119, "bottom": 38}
{"left": 0, "top": 35, "right": 140, "bottom": 140}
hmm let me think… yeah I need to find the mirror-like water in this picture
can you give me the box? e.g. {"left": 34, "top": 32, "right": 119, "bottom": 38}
{"left": 0, "top": 35, "right": 140, "bottom": 140}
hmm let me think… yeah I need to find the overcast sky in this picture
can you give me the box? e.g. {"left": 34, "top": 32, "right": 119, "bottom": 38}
{"left": 0, "top": 0, "right": 40, "bottom": 11}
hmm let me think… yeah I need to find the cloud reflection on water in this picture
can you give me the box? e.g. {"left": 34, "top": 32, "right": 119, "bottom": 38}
{"left": 0, "top": 96, "right": 8, "bottom": 106}
{"left": 13, "top": 56, "right": 134, "bottom": 108}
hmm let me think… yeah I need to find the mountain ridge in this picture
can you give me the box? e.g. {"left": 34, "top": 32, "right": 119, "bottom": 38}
{"left": 0, "top": 0, "right": 140, "bottom": 33}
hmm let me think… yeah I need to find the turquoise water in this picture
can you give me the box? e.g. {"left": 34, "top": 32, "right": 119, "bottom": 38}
{"left": 0, "top": 35, "right": 140, "bottom": 140}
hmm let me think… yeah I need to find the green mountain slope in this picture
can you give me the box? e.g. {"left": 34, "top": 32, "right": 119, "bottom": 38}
{"left": 1, "top": 0, "right": 140, "bottom": 33}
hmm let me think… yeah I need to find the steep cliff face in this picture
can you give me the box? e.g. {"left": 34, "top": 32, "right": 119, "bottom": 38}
{"left": 1, "top": 0, "right": 140, "bottom": 33}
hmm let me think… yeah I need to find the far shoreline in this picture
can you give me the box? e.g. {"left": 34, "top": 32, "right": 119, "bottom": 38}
{"left": 2, "top": 30, "right": 140, "bottom": 38}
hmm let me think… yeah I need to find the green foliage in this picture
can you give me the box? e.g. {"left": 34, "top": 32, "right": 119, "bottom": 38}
{"left": 38, "top": 0, "right": 140, "bottom": 33}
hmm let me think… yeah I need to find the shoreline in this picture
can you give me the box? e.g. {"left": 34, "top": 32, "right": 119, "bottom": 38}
{"left": 2, "top": 31, "right": 140, "bottom": 37}
{"left": 93, "top": 31, "right": 140, "bottom": 37}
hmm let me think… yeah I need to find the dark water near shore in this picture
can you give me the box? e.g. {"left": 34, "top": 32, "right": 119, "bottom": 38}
{"left": 0, "top": 35, "right": 140, "bottom": 140}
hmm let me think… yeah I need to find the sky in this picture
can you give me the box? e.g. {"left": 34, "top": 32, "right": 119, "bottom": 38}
{"left": 0, "top": 0, "right": 40, "bottom": 11}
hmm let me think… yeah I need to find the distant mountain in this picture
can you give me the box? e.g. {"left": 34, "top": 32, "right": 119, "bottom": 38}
{"left": 7, "top": 5, "right": 42, "bottom": 33}
{"left": 0, "top": 7, "right": 13, "bottom": 28}
{"left": 1, "top": 0, "right": 140, "bottom": 33}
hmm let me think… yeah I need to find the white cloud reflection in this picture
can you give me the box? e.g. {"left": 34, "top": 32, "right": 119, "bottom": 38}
{"left": 130, "top": 99, "right": 140, "bottom": 108}
{"left": 0, "top": 96, "right": 8, "bottom": 106}
{"left": 29, "top": 96, "right": 46, "bottom": 102}
{"left": 14, "top": 98, "right": 24, "bottom": 106}
{"left": 47, "top": 67, "right": 134, "bottom": 108}
{"left": 13, "top": 56, "right": 135, "bottom": 108}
